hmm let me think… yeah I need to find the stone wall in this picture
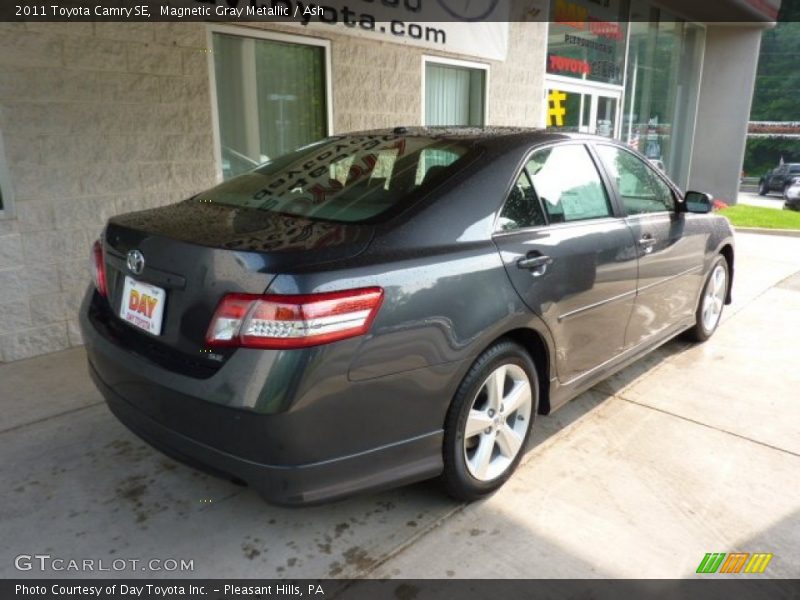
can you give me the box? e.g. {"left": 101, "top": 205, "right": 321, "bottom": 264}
{"left": 0, "top": 21, "right": 546, "bottom": 363}
{"left": 0, "top": 22, "right": 218, "bottom": 362}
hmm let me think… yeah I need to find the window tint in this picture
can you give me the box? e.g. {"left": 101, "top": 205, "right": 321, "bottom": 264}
{"left": 596, "top": 145, "right": 675, "bottom": 214}
{"left": 498, "top": 171, "right": 546, "bottom": 231}
{"left": 200, "top": 135, "right": 472, "bottom": 223}
{"left": 527, "top": 145, "right": 611, "bottom": 223}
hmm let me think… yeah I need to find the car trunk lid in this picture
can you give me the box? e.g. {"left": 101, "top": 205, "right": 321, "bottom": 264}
{"left": 100, "top": 201, "right": 373, "bottom": 372}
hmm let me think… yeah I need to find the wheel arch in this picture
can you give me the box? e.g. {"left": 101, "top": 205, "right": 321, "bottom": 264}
{"left": 719, "top": 243, "right": 734, "bottom": 304}
{"left": 476, "top": 327, "right": 553, "bottom": 416}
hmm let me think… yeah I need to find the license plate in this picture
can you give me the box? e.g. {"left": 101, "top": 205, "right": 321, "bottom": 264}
{"left": 119, "top": 276, "right": 166, "bottom": 336}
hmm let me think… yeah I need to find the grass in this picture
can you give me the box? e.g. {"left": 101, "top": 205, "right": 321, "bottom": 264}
{"left": 718, "top": 204, "right": 800, "bottom": 230}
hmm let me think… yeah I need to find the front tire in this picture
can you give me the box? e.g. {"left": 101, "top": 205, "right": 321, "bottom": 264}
{"left": 758, "top": 180, "right": 769, "bottom": 195}
{"left": 686, "top": 256, "right": 728, "bottom": 342}
{"left": 442, "top": 340, "right": 537, "bottom": 502}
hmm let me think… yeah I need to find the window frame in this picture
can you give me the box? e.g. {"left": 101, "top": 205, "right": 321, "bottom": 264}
{"left": 206, "top": 24, "right": 334, "bottom": 184}
{"left": 421, "top": 55, "right": 490, "bottom": 128}
{"left": 592, "top": 142, "right": 681, "bottom": 219}
{"left": 493, "top": 141, "right": 620, "bottom": 236}
{"left": 0, "top": 128, "right": 14, "bottom": 220}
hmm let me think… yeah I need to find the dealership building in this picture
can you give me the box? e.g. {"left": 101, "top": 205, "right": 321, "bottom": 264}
{"left": 0, "top": 0, "right": 780, "bottom": 361}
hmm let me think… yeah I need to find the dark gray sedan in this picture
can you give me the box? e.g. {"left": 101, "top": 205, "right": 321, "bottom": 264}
{"left": 80, "top": 128, "right": 734, "bottom": 505}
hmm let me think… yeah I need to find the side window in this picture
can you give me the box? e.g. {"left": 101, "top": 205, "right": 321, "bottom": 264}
{"left": 596, "top": 145, "right": 675, "bottom": 215}
{"left": 498, "top": 170, "right": 546, "bottom": 231}
{"left": 527, "top": 144, "right": 611, "bottom": 223}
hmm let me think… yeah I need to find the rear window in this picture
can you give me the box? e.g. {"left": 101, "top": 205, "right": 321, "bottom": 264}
{"left": 199, "top": 134, "right": 474, "bottom": 223}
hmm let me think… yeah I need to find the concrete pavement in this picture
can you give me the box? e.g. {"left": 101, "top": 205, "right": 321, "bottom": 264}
{"left": 1, "top": 233, "right": 799, "bottom": 579}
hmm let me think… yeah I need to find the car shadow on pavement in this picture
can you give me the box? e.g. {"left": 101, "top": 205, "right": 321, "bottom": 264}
{"left": 1, "top": 337, "right": 694, "bottom": 580}
{"left": 528, "top": 337, "right": 692, "bottom": 452}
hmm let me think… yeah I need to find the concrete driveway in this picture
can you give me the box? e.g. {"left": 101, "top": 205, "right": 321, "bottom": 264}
{"left": 2, "top": 232, "right": 799, "bottom": 579}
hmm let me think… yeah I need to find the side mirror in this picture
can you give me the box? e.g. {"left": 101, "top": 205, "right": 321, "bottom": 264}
{"left": 683, "top": 191, "right": 713, "bottom": 214}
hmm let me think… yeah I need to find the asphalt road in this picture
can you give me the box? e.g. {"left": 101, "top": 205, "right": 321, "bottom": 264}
{"left": 2, "top": 232, "right": 799, "bottom": 579}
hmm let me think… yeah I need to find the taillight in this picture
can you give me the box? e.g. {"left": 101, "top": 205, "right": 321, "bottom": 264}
{"left": 206, "top": 287, "right": 384, "bottom": 349}
{"left": 91, "top": 239, "right": 108, "bottom": 297}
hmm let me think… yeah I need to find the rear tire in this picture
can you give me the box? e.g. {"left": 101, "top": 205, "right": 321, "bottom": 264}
{"left": 441, "top": 339, "right": 537, "bottom": 502}
{"left": 686, "top": 256, "right": 728, "bottom": 342}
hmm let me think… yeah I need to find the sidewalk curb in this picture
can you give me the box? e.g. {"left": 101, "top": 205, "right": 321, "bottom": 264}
{"left": 734, "top": 226, "right": 800, "bottom": 238}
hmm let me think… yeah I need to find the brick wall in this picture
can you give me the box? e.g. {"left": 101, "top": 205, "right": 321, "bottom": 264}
{"left": 0, "top": 21, "right": 546, "bottom": 363}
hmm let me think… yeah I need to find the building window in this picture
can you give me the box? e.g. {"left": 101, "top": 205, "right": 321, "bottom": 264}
{"left": 547, "top": 0, "right": 629, "bottom": 86}
{"left": 0, "top": 128, "right": 13, "bottom": 219}
{"left": 423, "top": 57, "right": 487, "bottom": 127}
{"left": 210, "top": 27, "right": 330, "bottom": 180}
{"left": 623, "top": 4, "right": 705, "bottom": 188}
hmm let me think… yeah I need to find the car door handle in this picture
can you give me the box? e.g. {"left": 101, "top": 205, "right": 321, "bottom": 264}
{"left": 638, "top": 236, "right": 657, "bottom": 254}
{"left": 517, "top": 254, "right": 553, "bottom": 276}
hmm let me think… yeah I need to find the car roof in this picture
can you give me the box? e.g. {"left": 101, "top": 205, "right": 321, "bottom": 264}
{"left": 345, "top": 126, "right": 615, "bottom": 146}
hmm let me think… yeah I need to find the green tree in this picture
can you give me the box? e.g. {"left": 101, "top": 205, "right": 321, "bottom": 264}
{"left": 750, "top": 0, "right": 800, "bottom": 121}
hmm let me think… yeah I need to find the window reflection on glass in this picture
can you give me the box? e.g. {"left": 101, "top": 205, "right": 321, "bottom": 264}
{"left": 213, "top": 33, "right": 327, "bottom": 180}
{"left": 528, "top": 145, "right": 611, "bottom": 223}
{"left": 547, "top": 0, "right": 629, "bottom": 86}
{"left": 596, "top": 145, "right": 675, "bottom": 214}
{"left": 202, "top": 136, "right": 470, "bottom": 223}
{"left": 623, "top": 5, "right": 704, "bottom": 188}
{"left": 499, "top": 171, "right": 546, "bottom": 231}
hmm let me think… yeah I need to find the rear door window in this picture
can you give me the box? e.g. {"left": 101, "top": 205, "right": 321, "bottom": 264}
{"left": 201, "top": 135, "right": 473, "bottom": 223}
{"left": 498, "top": 170, "right": 546, "bottom": 231}
{"left": 526, "top": 144, "right": 612, "bottom": 223}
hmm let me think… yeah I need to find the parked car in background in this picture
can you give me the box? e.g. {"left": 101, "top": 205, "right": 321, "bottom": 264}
{"left": 81, "top": 128, "right": 735, "bottom": 506}
{"left": 759, "top": 162, "right": 800, "bottom": 195}
{"left": 784, "top": 177, "right": 800, "bottom": 211}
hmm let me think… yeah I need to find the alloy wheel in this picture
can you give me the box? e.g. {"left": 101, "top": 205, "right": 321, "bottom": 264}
{"left": 463, "top": 364, "right": 532, "bottom": 482}
{"left": 701, "top": 264, "right": 727, "bottom": 332}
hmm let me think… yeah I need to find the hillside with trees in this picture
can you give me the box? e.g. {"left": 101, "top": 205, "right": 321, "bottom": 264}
{"left": 744, "top": 0, "right": 800, "bottom": 175}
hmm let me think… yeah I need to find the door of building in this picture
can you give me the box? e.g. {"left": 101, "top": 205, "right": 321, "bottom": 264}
{"left": 544, "top": 80, "right": 621, "bottom": 139}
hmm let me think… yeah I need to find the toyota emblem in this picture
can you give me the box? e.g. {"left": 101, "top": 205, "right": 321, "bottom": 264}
{"left": 126, "top": 249, "right": 145, "bottom": 275}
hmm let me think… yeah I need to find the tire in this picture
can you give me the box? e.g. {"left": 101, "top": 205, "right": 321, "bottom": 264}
{"left": 686, "top": 256, "right": 729, "bottom": 342}
{"left": 442, "top": 339, "right": 538, "bottom": 501}
{"left": 758, "top": 180, "right": 769, "bottom": 195}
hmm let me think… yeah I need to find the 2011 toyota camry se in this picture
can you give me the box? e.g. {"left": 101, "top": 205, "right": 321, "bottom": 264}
{"left": 80, "top": 127, "right": 734, "bottom": 505}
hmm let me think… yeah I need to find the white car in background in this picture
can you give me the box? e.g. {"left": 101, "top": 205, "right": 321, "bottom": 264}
{"left": 783, "top": 177, "right": 800, "bottom": 211}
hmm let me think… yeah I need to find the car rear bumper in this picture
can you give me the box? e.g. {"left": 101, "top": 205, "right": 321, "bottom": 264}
{"left": 80, "top": 289, "right": 449, "bottom": 505}
{"left": 89, "top": 359, "right": 442, "bottom": 505}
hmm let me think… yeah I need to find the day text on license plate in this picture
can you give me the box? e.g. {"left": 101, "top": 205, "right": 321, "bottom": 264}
{"left": 120, "top": 276, "right": 166, "bottom": 335}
